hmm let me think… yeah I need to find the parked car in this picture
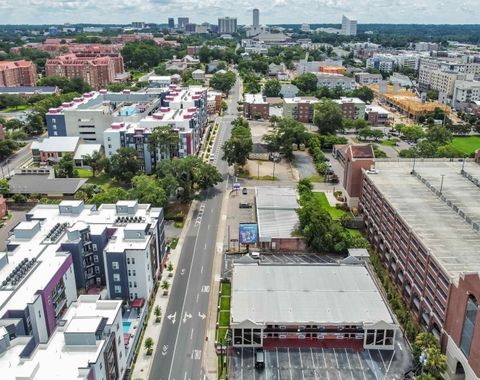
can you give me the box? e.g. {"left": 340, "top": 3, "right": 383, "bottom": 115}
{"left": 209, "top": 153, "right": 215, "bottom": 161}
{"left": 242, "top": 187, "right": 248, "bottom": 195}
{"left": 255, "top": 349, "right": 265, "bottom": 369}
{"left": 239, "top": 202, "right": 252, "bottom": 209}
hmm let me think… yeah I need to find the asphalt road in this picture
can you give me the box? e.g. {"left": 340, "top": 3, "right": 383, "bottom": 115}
{"left": 0, "top": 143, "right": 32, "bottom": 179}
{"left": 149, "top": 77, "right": 241, "bottom": 380}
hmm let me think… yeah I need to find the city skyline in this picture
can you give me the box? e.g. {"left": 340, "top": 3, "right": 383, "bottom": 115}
{"left": 0, "top": 0, "right": 479, "bottom": 25}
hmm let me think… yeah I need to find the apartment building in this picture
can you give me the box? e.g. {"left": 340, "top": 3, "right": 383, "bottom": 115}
{"left": 283, "top": 97, "right": 319, "bottom": 123}
{"left": 243, "top": 93, "right": 269, "bottom": 119}
{"left": 315, "top": 73, "right": 356, "bottom": 91}
{"left": 0, "top": 60, "right": 37, "bottom": 87}
{"left": 334, "top": 97, "right": 366, "bottom": 120}
{"left": 418, "top": 67, "right": 468, "bottom": 96}
{"left": 358, "top": 160, "right": 480, "bottom": 379}
{"left": 452, "top": 80, "right": 480, "bottom": 109}
{"left": 365, "top": 105, "right": 391, "bottom": 125}
{"left": 46, "top": 54, "right": 118, "bottom": 89}
{"left": 415, "top": 42, "right": 439, "bottom": 52}
{"left": 21, "top": 200, "right": 166, "bottom": 300}
{"left": 355, "top": 72, "right": 383, "bottom": 86}
{"left": 419, "top": 57, "right": 480, "bottom": 76}
{"left": 0, "top": 295, "right": 127, "bottom": 380}
{"left": 46, "top": 89, "right": 166, "bottom": 144}
{"left": 366, "top": 56, "right": 394, "bottom": 73}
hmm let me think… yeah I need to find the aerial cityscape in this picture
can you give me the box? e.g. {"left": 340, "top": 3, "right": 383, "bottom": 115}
{"left": 0, "top": 4, "right": 479, "bottom": 380}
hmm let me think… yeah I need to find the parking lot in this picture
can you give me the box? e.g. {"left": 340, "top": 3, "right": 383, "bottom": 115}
{"left": 230, "top": 346, "right": 411, "bottom": 380}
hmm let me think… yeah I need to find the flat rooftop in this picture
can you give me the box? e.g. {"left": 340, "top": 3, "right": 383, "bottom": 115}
{"left": 256, "top": 187, "right": 299, "bottom": 241}
{"left": 231, "top": 263, "right": 394, "bottom": 325}
{"left": 244, "top": 93, "right": 266, "bottom": 104}
{"left": 367, "top": 160, "right": 480, "bottom": 281}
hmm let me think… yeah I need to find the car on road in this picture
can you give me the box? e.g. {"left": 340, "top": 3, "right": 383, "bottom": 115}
{"left": 209, "top": 153, "right": 215, "bottom": 161}
{"left": 239, "top": 202, "right": 252, "bottom": 208}
{"left": 242, "top": 187, "right": 248, "bottom": 195}
{"left": 255, "top": 349, "right": 265, "bottom": 369}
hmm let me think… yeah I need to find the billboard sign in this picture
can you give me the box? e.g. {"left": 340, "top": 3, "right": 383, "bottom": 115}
{"left": 239, "top": 223, "right": 258, "bottom": 244}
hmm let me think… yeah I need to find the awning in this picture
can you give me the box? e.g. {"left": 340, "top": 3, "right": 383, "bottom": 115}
{"left": 131, "top": 298, "right": 145, "bottom": 308}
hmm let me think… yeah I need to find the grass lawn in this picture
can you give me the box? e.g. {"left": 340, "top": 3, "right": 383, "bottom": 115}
{"left": 381, "top": 139, "right": 398, "bottom": 147}
{"left": 306, "top": 176, "right": 325, "bottom": 183}
{"left": 221, "top": 282, "right": 231, "bottom": 297}
{"left": 449, "top": 136, "right": 480, "bottom": 156}
{"left": 220, "top": 296, "right": 231, "bottom": 310}
{"left": 85, "top": 173, "right": 118, "bottom": 190}
{"left": 1, "top": 104, "right": 30, "bottom": 113}
{"left": 76, "top": 168, "right": 93, "bottom": 178}
{"left": 313, "top": 192, "right": 348, "bottom": 220}
{"left": 216, "top": 282, "right": 231, "bottom": 344}
{"left": 169, "top": 237, "right": 179, "bottom": 250}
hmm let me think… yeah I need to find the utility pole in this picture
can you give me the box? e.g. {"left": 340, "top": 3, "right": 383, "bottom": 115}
{"left": 272, "top": 159, "right": 276, "bottom": 181}
{"left": 440, "top": 174, "right": 445, "bottom": 193}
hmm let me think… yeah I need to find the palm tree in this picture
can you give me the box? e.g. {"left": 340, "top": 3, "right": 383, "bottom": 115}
{"left": 161, "top": 280, "right": 170, "bottom": 296}
{"left": 424, "top": 347, "right": 447, "bottom": 378}
{"left": 149, "top": 126, "right": 180, "bottom": 164}
{"left": 154, "top": 306, "right": 162, "bottom": 323}
{"left": 144, "top": 337, "right": 154, "bottom": 355}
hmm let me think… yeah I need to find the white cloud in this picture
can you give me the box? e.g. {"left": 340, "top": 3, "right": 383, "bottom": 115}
{"left": 0, "top": 0, "right": 477, "bottom": 24}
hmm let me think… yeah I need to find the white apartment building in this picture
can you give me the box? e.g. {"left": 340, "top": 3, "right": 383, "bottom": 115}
{"left": 366, "top": 55, "right": 395, "bottom": 73}
{"left": 341, "top": 15, "right": 357, "bottom": 36}
{"left": 418, "top": 67, "right": 470, "bottom": 96}
{"left": 415, "top": 42, "right": 439, "bottom": 52}
{"left": 0, "top": 295, "right": 127, "bottom": 380}
{"left": 452, "top": 80, "right": 480, "bottom": 108}
{"left": 315, "top": 73, "right": 356, "bottom": 91}
{"left": 355, "top": 72, "right": 383, "bottom": 85}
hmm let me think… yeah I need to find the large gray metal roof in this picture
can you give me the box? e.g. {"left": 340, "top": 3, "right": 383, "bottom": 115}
{"left": 231, "top": 263, "right": 394, "bottom": 325}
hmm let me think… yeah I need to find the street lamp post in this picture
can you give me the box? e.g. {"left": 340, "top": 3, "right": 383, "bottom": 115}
{"left": 440, "top": 174, "right": 445, "bottom": 194}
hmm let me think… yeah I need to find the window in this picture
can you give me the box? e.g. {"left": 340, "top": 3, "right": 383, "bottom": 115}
{"left": 132, "top": 270, "right": 136, "bottom": 276}
{"left": 53, "top": 131, "right": 58, "bottom": 136}
{"left": 128, "top": 270, "right": 131, "bottom": 276}
{"left": 92, "top": 244, "right": 97, "bottom": 251}
{"left": 129, "top": 282, "right": 132, "bottom": 288}
{"left": 132, "top": 258, "right": 136, "bottom": 264}
{"left": 113, "top": 273, "right": 120, "bottom": 282}
{"left": 114, "top": 285, "right": 122, "bottom": 294}
{"left": 112, "top": 261, "right": 119, "bottom": 270}
{"left": 95, "top": 266, "right": 100, "bottom": 274}
{"left": 127, "top": 258, "right": 130, "bottom": 265}
{"left": 460, "top": 295, "right": 478, "bottom": 356}
{"left": 134, "top": 281, "right": 137, "bottom": 288}
{"left": 93, "top": 255, "right": 99, "bottom": 263}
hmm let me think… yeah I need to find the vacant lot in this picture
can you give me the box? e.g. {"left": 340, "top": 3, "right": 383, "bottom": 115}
{"left": 450, "top": 136, "right": 480, "bottom": 156}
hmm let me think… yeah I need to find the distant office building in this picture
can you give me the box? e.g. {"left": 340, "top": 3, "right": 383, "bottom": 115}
{"left": 253, "top": 8, "right": 260, "bottom": 28}
{"left": 178, "top": 17, "right": 189, "bottom": 29}
{"left": 0, "top": 60, "right": 37, "bottom": 87}
{"left": 366, "top": 55, "right": 394, "bottom": 73}
{"left": 300, "top": 24, "right": 311, "bottom": 32}
{"left": 48, "top": 26, "right": 58, "bottom": 36}
{"left": 218, "top": 17, "right": 237, "bottom": 34}
{"left": 132, "top": 21, "right": 145, "bottom": 29}
{"left": 341, "top": 15, "right": 357, "bottom": 36}
{"left": 415, "top": 42, "right": 439, "bottom": 52}
{"left": 185, "top": 23, "right": 197, "bottom": 33}
{"left": 243, "top": 93, "right": 269, "bottom": 119}
{"left": 168, "top": 18, "right": 175, "bottom": 29}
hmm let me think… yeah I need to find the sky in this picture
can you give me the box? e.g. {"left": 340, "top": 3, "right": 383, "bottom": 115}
{"left": 0, "top": 0, "right": 479, "bottom": 25}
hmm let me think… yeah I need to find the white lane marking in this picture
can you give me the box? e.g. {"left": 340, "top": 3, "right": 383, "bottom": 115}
{"left": 198, "top": 312, "right": 206, "bottom": 320}
{"left": 190, "top": 328, "right": 194, "bottom": 340}
{"left": 167, "top": 312, "right": 177, "bottom": 324}
{"left": 288, "top": 348, "right": 293, "bottom": 379}
{"left": 299, "top": 348, "right": 305, "bottom": 380}
{"left": 334, "top": 348, "right": 339, "bottom": 368}
{"left": 162, "top": 345, "right": 168, "bottom": 356}
{"left": 196, "top": 293, "right": 199, "bottom": 303}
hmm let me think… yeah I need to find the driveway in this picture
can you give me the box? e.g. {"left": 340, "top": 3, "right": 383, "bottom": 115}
{"left": 293, "top": 151, "right": 317, "bottom": 179}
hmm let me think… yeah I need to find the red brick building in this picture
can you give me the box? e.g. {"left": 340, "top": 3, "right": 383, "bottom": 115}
{"left": 243, "top": 93, "right": 269, "bottom": 120}
{"left": 0, "top": 60, "right": 37, "bottom": 87}
{"left": 358, "top": 160, "right": 480, "bottom": 379}
{"left": 45, "top": 54, "right": 118, "bottom": 89}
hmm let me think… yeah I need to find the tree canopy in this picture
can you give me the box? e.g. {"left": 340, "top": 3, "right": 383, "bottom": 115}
{"left": 263, "top": 117, "right": 310, "bottom": 158}
{"left": 107, "top": 147, "right": 142, "bottom": 183}
{"left": 263, "top": 79, "right": 281, "bottom": 98}
{"left": 313, "top": 100, "right": 344, "bottom": 135}
{"left": 222, "top": 117, "right": 253, "bottom": 170}
{"left": 210, "top": 71, "right": 236, "bottom": 93}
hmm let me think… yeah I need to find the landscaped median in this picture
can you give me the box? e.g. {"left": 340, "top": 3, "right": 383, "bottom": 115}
{"left": 202, "top": 122, "right": 220, "bottom": 163}
{"left": 215, "top": 280, "right": 231, "bottom": 380}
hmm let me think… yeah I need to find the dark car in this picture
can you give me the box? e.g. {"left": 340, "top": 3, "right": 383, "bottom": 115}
{"left": 255, "top": 349, "right": 265, "bottom": 369}
{"left": 242, "top": 187, "right": 248, "bottom": 195}
{"left": 239, "top": 202, "right": 252, "bottom": 209}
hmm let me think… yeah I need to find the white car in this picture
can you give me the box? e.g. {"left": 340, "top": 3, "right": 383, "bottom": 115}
{"left": 209, "top": 153, "right": 215, "bottom": 161}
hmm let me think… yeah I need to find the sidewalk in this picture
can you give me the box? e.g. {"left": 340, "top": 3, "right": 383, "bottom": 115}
{"left": 131, "top": 199, "right": 198, "bottom": 380}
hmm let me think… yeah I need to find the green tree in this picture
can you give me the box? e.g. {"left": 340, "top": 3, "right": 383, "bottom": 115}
{"left": 426, "top": 125, "right": 452, "bottom": 145}
{"left": 293, "top": 73, "right": 318, "bottom": 94}
{"left": 0, "top": 140, "right": 17, "bottom": 160}
{"left": 210, "top": 71, "right": 236, "bottom": 93}
{"left": 91, "top": 188, "right": 130, "bottom": 206}
{"left": 4, "top": 119, "right": 24, "bottom": 131}
{"left": 398, "top": 124, "right": 425, "bottom": 142}
{"left": 83, "top": 151, "right": 107, "bottom": 177}
{"left": 129, "top": 174, "right": 167, "bottom": 207}
{"left": 313, "top": 100, "right": 344, "bottom": 135}
{"left": 54, "top": 153, "right": 77, "bottom": 178}
{"left": 144, "top": 337, "right": 154, "bottom": 354}
{"left": 351, "top": 86, "right": 374, "bottom": 103}
{"left": 358, "top": 127, "right": 374, "bottom": 141}
{"left": 0, "top": 178, "right": 10, "bottom": 195}
{"left": 148, "top": 126, "right": 179, "bottom": 161}
{"left": 423, "top": 346, "right": 447, "bottom": 379}
{"left": 108, "top": 147, "right": 142, "bottom": 183}
{"left": 222, "top": 118, "right": 253, "bottom": 171}
{"left": 263, "top": 117, "right": 310, "bottom": 158}
{"left": 24, "top": 112, "right": 45, "bottom": 135}
{"left": 263, "top": 79, "right": 281, "bottom": 97}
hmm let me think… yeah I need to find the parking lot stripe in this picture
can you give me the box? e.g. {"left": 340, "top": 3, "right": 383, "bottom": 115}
{"left": 322, "top": 348, "right": 327, "bottom": 368}
{"left": 310, "top": 348, "right": 318, "bottom": 380}
{"left": 385, "top": 350, "right": 396, "bottom": 376}
{"left": 368, "top": 350, "right": 379, "bottom": 380}
{"left": 241, "top": 347, "right": 244, "bottom": 380}
{"left": 298, "top": 348, "right": 306, "bottom": 380}
{"left": 288, "top": 348, "right": 293, "bottom": 380}
{"left": 379, "top": 349, "right": 387, "bottom": 372}
{"left": 334, "top": 348, "right": 340, "bottom": 368}
{"left": 345, "top": 349, "right": 352, "bottom": 369}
